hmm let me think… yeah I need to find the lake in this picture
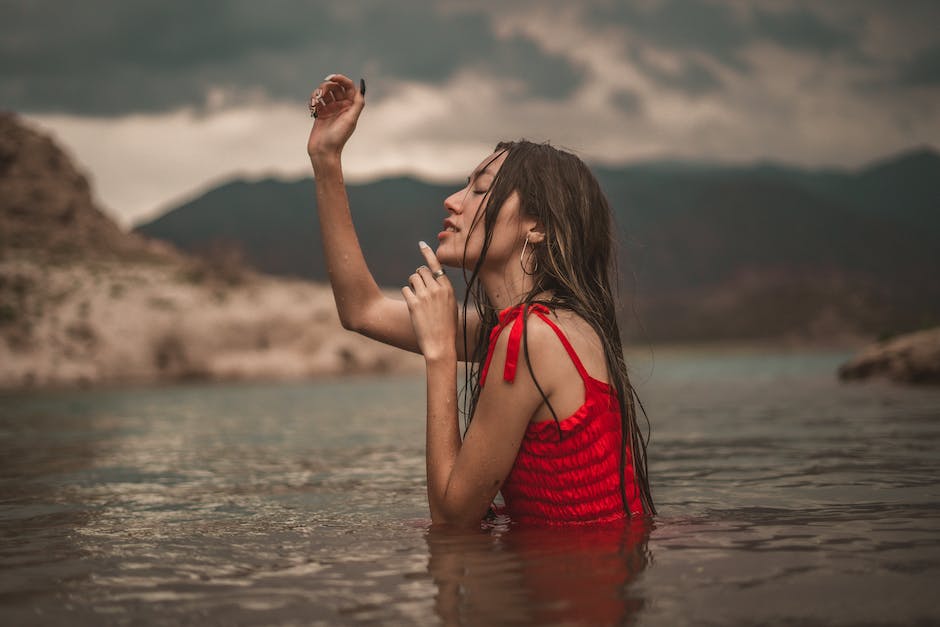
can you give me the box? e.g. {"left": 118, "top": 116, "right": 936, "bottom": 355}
{"left": 1, "top": 347, "right": 939, "bottom": 625}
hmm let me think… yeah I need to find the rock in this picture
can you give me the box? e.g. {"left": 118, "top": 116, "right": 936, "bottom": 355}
{"left": 838, "top": 327, "right": 940, "bottom": 384}
{"left": 0, "top": 112, "right": 422, "bottom": 390}
{"left": 0, "top": 111, "right": 179, "bottom": 262}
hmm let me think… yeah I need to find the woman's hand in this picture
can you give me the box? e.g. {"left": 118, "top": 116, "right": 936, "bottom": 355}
{"left": 402, "top": 242, "right": 458, "bottom": 362}
{"left": 307, "top": 74, "right": 365, "bottom": 161}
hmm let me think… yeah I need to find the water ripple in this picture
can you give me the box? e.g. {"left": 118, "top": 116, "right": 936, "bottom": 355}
{"left": 2, "top": 355, "right": 939, "bottom": 625}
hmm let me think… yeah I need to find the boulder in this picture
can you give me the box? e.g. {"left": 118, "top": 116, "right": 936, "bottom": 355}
{"left": 838, "top": 327, "right": 940, "bottom": 384}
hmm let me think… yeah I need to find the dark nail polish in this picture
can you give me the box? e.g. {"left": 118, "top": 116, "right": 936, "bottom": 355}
{"left": 360, "top": 78, "right": 366, "bottom": 96}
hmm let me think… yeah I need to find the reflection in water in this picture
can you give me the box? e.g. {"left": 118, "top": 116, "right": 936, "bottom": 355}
{"left": 427, "top": 519, "right": 653, "bottom": 626}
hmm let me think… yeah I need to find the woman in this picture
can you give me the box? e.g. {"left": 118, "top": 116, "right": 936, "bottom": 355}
{"left": 307, "top": 74, "right": 655, "bottom": 527}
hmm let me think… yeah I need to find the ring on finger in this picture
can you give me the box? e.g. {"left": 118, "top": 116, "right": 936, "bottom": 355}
{"left": 431, "top": 269, "right": 445, "bottom": 279}
{"left": 309, "top": 91, "right": 320, "bottom": 118}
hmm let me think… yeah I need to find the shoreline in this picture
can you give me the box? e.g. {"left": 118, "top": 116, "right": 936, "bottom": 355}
{"left": 1, "top": 335, "right": 864, "bottom": 395}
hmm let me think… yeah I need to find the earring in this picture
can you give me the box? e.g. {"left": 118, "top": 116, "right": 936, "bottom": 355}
{"left": 520, "top": 236, "right": 538, "bottom": 275}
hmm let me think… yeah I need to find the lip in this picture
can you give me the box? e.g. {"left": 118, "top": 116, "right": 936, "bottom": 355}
{"left": 438, "top": 219, "right": 458, "bottom": 240}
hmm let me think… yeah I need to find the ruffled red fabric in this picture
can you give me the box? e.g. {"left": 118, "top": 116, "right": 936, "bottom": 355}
{"left": 481, "top": 303, "right": 645, "bottom": 525}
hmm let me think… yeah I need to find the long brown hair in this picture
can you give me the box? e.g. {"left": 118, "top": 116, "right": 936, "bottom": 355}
{"left": 458, "top": 140, "right": 656, "bottom": 517}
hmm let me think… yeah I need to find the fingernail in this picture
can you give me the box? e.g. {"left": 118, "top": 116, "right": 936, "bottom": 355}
{"left": 324, "top": 74, "right": 335, "bottom": 81}
{"left": 360, "top": 78, "right": 366, "bottom": 96}
{"left": 418, "top": 240, "right": 429, "bottom": 249}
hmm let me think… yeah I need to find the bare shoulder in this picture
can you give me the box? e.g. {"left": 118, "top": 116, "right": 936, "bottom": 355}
{"left": 509, "top": 308, "right": 610, "bottom": 422}
{"left": 523, "top": 307, "right": 610, "bottom": 387}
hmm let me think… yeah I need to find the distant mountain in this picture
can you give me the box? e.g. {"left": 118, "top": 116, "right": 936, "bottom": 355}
{"left": 135, "top": 147, "right": 940, "bottom": 342}
{"left": 136, "top": 176, "right": 453, "bottom": 289}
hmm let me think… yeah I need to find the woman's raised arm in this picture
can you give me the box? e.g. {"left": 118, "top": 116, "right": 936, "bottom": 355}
{"left": 307, "top": 74, "right": 478, "bottom": 357}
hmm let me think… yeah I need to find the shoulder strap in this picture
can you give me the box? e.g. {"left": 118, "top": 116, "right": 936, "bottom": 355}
{"left": 531, "top": 310, "right": 592, "bottom": 383}
{"left": 480, "top": 304, "right": 591, "bottom": 387}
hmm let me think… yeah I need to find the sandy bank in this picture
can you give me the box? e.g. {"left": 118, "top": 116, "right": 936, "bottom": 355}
{"left": 0, "top": 257, "right": 421, "bottom": 390}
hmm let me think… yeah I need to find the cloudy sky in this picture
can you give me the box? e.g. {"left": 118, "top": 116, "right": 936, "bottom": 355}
{"left": 3, "top": 0, "right": 938, "bottom": 226}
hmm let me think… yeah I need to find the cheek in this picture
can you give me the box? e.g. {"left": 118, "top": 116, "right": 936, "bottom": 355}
{"left": 489, "top": 216, "right": 525, "bottom": 257}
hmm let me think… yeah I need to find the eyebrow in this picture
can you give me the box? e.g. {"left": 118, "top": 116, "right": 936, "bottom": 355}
{"left": 467, "top": 166, "right": 495, "bottom": 184}
{"left": 466, "top": 149, "right": 507, "bottom": 184}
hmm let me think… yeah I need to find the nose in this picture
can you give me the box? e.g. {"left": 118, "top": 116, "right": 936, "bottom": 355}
{"left": 443, "top": 189, "right": 462, "bottom": 214}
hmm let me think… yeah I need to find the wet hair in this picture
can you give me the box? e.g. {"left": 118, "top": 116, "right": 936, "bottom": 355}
{"left": 458, "top": 139, "right": 656, "bottom": 518}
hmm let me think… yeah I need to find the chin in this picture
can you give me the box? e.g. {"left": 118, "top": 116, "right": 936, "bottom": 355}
{"left": 437, "top": 255, "right": 462, "bottom": 269}
{"left": 436, "top": 240, "right": 480, "bottom": 270}
{"left": 434, "top": 244, "right": 459, "bottom": 268}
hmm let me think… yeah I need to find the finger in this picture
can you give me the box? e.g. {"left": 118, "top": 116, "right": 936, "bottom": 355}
{"left": 416, "top": 265, "right": 437, "bottom": 288}
{"left": 401, "top": 286, "right": 417, "bottom": 309}
{"left": 311, "top": 101, "right": 352, "bottom": 123}
{"left": 326, "top": 73, "right": 356, "bottom": 94}
{"left": 417, "top": 241, "right": 447, "bottom": 281}
{"left": 324, "top": 81, "right": 349, "bottom": 103}
{"left": 408, "top": 271, "right": 428, "bottom": 294}
{"left": 326, "top": 74, "right": 362, "bottom": 108}
{"left": 310, "top": 82, "right": 342, "bottom": 118}
{"left": 311, "top": 81, "right": 341, "bottom": 103}
{"left": 312, "top": 78, "right": 350, "bottom": 111}
{"left": 310, "top": 74, "right": 363, "bottom": 122}
{"left": 323, "top": 85, "right": 360, "bottom": 120}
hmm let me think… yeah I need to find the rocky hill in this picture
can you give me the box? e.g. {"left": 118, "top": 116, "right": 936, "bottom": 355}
{"left": 0, "top": 112, "right": 178, "bottom": 262}
{"left": 0, "top": 113, "right": 420, "bottom": 390}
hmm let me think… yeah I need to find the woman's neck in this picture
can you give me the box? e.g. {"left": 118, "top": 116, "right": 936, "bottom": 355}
{"left": 479, "top": 266, "right": 550, "bottom": 312}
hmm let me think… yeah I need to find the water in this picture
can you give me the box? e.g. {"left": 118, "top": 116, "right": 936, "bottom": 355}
{"left": 1, "top": 348, "right": 939, "bottom": 626}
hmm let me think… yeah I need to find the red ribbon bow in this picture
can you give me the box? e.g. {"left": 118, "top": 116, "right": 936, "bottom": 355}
{"left": 481, "top": 303, "right": 550, "bottom": 386}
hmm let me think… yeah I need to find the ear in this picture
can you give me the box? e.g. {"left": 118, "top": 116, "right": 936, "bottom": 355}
{"left": 526, "top": 221, "right": 546, "bottom": 245}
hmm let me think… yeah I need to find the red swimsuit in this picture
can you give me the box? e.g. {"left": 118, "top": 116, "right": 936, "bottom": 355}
{"left": 480, "top": 303, "right": 646, "bottom": 525}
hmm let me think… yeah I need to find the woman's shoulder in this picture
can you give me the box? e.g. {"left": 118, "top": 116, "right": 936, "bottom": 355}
{"left": 536, "top": 306, "right": 602, "bottom": 347}
{"left": 525, "top": 306, "right": 608, "bottom": 381}
{"left": 489, "top": 302, "right": 605, "bottom": 365}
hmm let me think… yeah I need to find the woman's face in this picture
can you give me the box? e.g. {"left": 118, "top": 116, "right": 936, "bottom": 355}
{"left": 436, "top": 150, "right": 530, "bottom": 271}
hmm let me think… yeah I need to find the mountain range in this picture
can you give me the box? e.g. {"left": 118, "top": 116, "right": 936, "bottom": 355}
{"left": 135, "top": 147, "right": 940, "bottom": 342}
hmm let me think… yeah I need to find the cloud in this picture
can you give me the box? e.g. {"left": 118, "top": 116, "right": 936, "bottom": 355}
{"left": 0, "top": 0, "right": 581, "bottom": 115}
{"left": 24, "top": 78, "right": 503, "bottom": 228}
{"left": 25, "top": 104, "right": 320, "bottom": 227}
{"left": 610, "top": 88, "right": 644, "bottom": 114}
{"left": 900, "top": 46, "right": 940, "bottom": 86}
{"left": 753, "top": 8, "right": 855, "bottom": 53}
{"left": 628, "top": 50, "right": 723, "bottom": 95}
{"left": 8, "top": 0, "right": 940, "bottom": 227}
